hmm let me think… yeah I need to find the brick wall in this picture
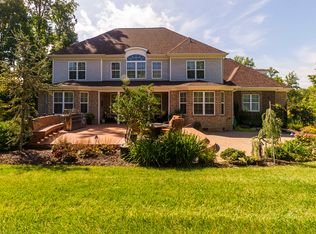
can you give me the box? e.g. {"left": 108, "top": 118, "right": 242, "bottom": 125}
{"left": 170, "top": 90, "right": 233, "bottom": 131}
{"left": 89, "top": 91, "right": 99, "bottom": 124}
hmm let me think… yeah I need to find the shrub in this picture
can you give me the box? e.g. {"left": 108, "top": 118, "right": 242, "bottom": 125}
{"left": 192, "top": 121, "right": 202, "bottom": 130}
{"left": 128, "top": 131, "right": 215, "bottom": 167}
{"left": 288, "top": 121, "right": 304, "bottom": 131}
{"left": 301, "top": 126, "right": 316, "bottom": 134}
{"left": 0, "top": 120, "right": 19, "bottom": 152}
{"left": 51, "top": 140, "right": 77, "bottom": 163}
{"left": 220, "top": 148, "right": 255, "bottom": 165}
{"left": 85, "top": 113, "right": 95, "bottom": 125}
{"left": 266, "top": 134, "right": 316, "bottom": 162}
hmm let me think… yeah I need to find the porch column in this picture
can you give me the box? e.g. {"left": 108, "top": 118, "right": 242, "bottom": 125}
{"left": 98, "top": 91, "right": 100, "bottom": 124}
{"left": 117, "top": 91, "right": 120, "bottom": 124}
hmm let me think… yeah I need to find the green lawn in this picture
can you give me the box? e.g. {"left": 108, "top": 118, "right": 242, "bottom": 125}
{"left": 1, "top": 164, "right": 316, "bottom": 233}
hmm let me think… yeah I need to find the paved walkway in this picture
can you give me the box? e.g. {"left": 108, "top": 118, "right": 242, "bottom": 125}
{"left": 206, "top": 131, "right": 293, "bottom": 155}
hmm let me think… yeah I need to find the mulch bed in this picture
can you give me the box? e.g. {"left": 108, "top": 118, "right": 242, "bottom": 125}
{"left": 0, "top": 150, "right": 134, "bottom": 167}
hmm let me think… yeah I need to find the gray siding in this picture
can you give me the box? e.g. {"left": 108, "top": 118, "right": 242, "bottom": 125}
{"left": 53, "top": 59, "right": 101, "bottom": 83}
{"left": 102, "top": 59, "right": 169, "bottom": 80}
{"left": 171, "top": 58, "right": 222, "bottom": 83}
{"left": 53, "top": 58, "right": 222, "bottom": 83}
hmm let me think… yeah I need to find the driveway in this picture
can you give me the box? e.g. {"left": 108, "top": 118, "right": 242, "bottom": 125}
{"left": 206, "top": 131, "right": 293, "bottom": 155}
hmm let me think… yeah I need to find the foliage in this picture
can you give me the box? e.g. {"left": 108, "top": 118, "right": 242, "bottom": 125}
{"left": 51, "top": 140, "right": 116, "bottom": 163}
{"left": 258, "top": 107, "right": 282, "bottom": 163}
{"left": 308, "top": 74, "right": 316, "bottom": 86}
{"left": 0, "top": 31, "right": 49, "bottom": 150}
{"left": 0, "top": 0, "right": 78, "bottom": 64}
{"left": 0, "top": 120, "right": 20, "bottom": 151}
{"left": 220, "top": 148, "right": 255, "bottom": 165}
{"left": 301, "top": 126, "right": 316, "bottom": 134}
{"left": 288, "top": 121, "right": 304, "bottom": 131}
{"left": 112, "top": 82, "right": 160, "bottom": 143}
{"left": 273, "top": 104, "right": 287, "bottom": 127}
{"left": 128, "top": 131, "right": 215, "bottom": 167}
{"left": 267, "top": 67, "right": 285, "bottom": 84}
{"left": 233, "top": 56, "right": 255, "bottom": 68}
{"left": 192, "top": 121, "right": 202, "bottom": 130}
{"left": 284, "top": 71, "right": 300, "bottom": 89}
{"left": 266, "top": 134, "right": 316, "bottom": 162}
{"left": 85, "top": 112, "right": 95, "bottom": 125}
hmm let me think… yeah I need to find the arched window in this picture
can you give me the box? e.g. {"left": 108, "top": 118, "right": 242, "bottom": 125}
{"left": 126, "top": 54, "right": 146, "bottom": 78}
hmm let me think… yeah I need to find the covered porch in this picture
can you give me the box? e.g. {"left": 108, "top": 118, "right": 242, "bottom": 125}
{"left": 98, "top": 91, "right": 169, "bottom": 124}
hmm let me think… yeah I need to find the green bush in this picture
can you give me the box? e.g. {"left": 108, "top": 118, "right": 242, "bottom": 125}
{"left": 288, "top": 121, "right": 304, "bottom": 131}
{"left": 220, "top": 148, "right": 255, "bottom": 165}
{"left": 301, "top": 126, "right": 316, "bottom": 134}
{"left": 266, "top": 134, "right": 316, "bottom": 162}
{"left": 128, "top": 131, "right": 215, "bottom": 167}
{"left": 0, "top": 121, "right": 19, "bottom": 152}
{"left": 85, "top": 113, "right": 95, "bottom": 125}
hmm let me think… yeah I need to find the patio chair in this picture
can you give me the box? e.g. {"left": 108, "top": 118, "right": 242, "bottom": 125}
{"left": 162, "top": 115, "right": 184, "bottom": 133}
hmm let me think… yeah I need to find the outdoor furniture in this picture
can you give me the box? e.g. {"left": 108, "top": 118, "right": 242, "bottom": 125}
{"left": 149, "top": 123, "right": 170, "bottom": 138}
{"left": 162, "top": 115, "right": 185, "bottom": 133}
{"left": 30, "top": 115, "right": 65, "bottom": 143}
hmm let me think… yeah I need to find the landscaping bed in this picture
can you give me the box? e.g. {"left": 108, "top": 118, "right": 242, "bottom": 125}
{"left": 0, "top": 149, "right": 133, "bottom": 167}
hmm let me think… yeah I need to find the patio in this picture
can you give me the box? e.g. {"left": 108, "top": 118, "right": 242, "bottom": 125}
{"left": 36, "top": 124, "right": 216, "bottom": 148}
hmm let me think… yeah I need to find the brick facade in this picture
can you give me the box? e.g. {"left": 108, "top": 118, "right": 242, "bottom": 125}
{"left": 170, "top": 90, "right": 233, "bottom": 131}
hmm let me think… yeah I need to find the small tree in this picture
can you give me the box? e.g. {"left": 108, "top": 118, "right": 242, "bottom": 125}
{"left": 253, "top": 104, "right": 282, "bottom": 163}
{"left": 112, "top": 81, "right": 160, "bottom": 143}
{"left": 0, "top": 31, "right": 49, "bottom": 150}
{"left": 233, "top": 56, "right": 255, "bottom": 68}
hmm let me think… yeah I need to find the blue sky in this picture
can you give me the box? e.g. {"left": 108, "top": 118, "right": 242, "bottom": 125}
{"left": 75, "top": 0, "right": 316, "bottom": 87}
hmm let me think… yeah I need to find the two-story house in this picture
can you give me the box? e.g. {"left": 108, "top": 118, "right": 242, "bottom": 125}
{"left": 39, "top": 27, "right": 289, "bottom": 131}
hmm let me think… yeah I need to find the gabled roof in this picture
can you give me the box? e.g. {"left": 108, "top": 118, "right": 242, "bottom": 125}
{"left": 53, "top": 27, "right": 227, "bottom": 55}
{"left": 223, "top": 58, "right": 288, "bottom": 88}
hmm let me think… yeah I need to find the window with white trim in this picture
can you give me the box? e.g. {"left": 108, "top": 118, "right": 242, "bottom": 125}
{"left": 193, "top": 91, "right": 215, "bottom": 115}
{"left": 179, "top": 92, "right": 187, "bottom": 114}
{"left": 111, "top": 62, "right": 120, "bottom": 79}
{"left": 126, "top": 54, "right": 146, "bottom": 78}
{"left": 53, "top": 92, "right": 74, "bottom": 114}
{"left": 152, "top": 61, "right": 162, "bottom": 79}
{"left": 80, "top": 92, "right": 88, "bottom": 113}
{"left": 187, "top": 61, "right": 204, "bottom": 79}
{"left": 220, "top": 92, "right": 225, "bottom": 115}
{"left": 242, "top": 94, "right": 260, "bottom": 112}
{"left": 68, "top": 62, "right": 86, "bottom": 80}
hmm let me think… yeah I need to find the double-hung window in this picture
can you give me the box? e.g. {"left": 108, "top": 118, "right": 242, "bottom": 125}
{"left": 53, "top": 92, "right": 74, "bottom": 114}
{"left": 179, "top": 92, "right": 187, "bottom": 114}
{"left": 193, "top": 91, "right": 215, "bottom": 115}
{"left": 68, "top": 62, "right": 86, "bottom": 80}
{"left": 80, "top": 92, "right": 89, "bottom": 113}
{"left": 126, "top": 54, "right": 146, "bottom": 79}
{"left": 187, "top": 61, "right": 204, "bottom": 79}
{"left": 152, "top": 61, "right": 162, "bottom": 79}
{"left": 111, "top": 62, "right": 121, "bottom": 79}
{"left": 220, "top": 92, "right": 225, "bottom": 115}
{"left": 242, "top": 94, "right": 260, "bottom": 112}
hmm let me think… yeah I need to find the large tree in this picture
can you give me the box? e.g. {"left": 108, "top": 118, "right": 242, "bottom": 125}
{"left": 0, "top": 0, "right": 78, "bottom": 64}
{"left": 0, "top": 31, "right": 49, "bottom": 150}
{"left": 233, "top": 56, "right": 255, "bottom": 68}
{"left": 266, "top": 67, "right": 284, "bottom": 84}
{"left": 284, "top": 71, "right": 300, "bottom": 89}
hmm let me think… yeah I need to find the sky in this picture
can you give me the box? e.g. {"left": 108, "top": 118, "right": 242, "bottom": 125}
{"left": 74, "top": 0, "right": 316, "bottom": 87}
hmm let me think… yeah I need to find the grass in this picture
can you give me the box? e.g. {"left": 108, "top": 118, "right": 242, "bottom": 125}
{"left": 1, "top": 164, "right": 316, "bottom": 233}
{"left": 235, "top": 125, "right": 258, "bottom": 132}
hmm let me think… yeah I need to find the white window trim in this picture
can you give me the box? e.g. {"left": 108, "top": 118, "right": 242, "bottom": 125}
{"left": 80, "top": 92, "right": 89, "bottom": 113}
{"left": 186, "top": 60, "right": 205, "bottom": 80}
{"left": 193, "top": 91, "right": 215, "bottom": 116}
{"left": 53, "top": 91, "right": 74, "bottom": 114}
{"left": 242, "top": 94, "right": 260, "bottom": 112}
{"left": 220, "top": 91, "right": 225, "bottom": 115}
{"left": 126, "top": 54, "right": 147, "bottom": 79}
{"left": 110, "top": 61, "right": 121, "bottom": 79}
{"left": 179, "top": 92, "right": 187, "bottom": 114}
{"left": 68, "top": 61, "right": 87, "bottom": 80}
{"left": 152, "top": 61, "right": 162, "bottom": 79}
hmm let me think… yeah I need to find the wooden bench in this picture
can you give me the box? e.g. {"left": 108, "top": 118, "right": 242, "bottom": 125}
{"left": 30, "top": 115, "right": 65, "bottom": 143}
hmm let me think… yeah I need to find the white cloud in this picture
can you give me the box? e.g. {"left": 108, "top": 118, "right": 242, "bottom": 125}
{"left": 75, "top": 0, "right": 177, "bottom": 40}
{"left": 179, "top": 17, "right": 206, "bottom": 35}
{"left": 203, "top": 29, "right": 221, "bottom": 45}
{"left": 237, "top": 0, "right": 271, "bottom": 21}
